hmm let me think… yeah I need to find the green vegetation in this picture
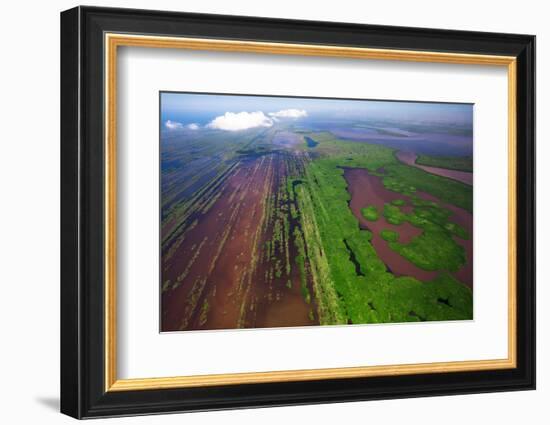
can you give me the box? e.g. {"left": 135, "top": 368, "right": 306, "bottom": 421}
{"left": 289, "top": 133, "right": 473, "bottom": 323}
{"left": 198, "top": 299, "right": 210, "bottom": 327}
{"left": 380, "top": 229, "right": 399, "bottom": 242}
{"left": 383, "top": 203, "right": 408, "bottom": 225}
{"left": 383, "top": 163, "right": 472, "bottom": 212}
{"left": 416, "top": 154, "right": 473, "bottom": 172}
{"left": 391, "top": 199, "right": 406, "bottom": 206}
{"left": 380, "top": 198, "right": 468, "bottom": 271}
{"left": 370, "top": 273, "right": 473, "bottom": 322}
{"left": 390, "top": 222, "right": 465, "bottom": 271}
{"left": 293, "top": 226, "right": 311, "bottom": 305}
{"left": 361, "top": 205, "right": 379, "bottom": 221}
{"left": 162, "top": 280, "right": 172, "bottom": 292}
{"left": 444, "top": 222, "right": 470, "bottom": 240}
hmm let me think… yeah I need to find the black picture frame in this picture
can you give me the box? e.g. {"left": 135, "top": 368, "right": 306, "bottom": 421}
{"left": 61, "top": 5, "right": 535, "bottom": 419}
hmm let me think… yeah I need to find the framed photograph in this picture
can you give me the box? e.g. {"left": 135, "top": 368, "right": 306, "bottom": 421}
{"left": 60, "top": 6, "right": 535, "bottom": 419}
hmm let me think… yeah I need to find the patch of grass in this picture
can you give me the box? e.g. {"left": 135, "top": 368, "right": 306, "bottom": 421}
{"left": 383, "top": 163, "right": 472, "bottom": 212}
{"left": 381, "top": 200, "right": 468, "bottom": 271}
{"left": 383, "top": 204, "right": 407, "bottom": 225}
{"left": 361, "top": 205, "right": 379, "bottom": 221}
{"left": 380, "top": 229, "right": 399, "bottom": 242}
{"left": 444, "top": 222, "right": 470, "bottom": 240}
{"left": 390, "top": 223, "right": 465, "bottom": 272}
{"left": 371, "top": 274, "right": 473, "bottom": 322}
{"left": 361, "top": 229, "right": 373, "bottom": 241}
{"left": 391, "top": 199, "right": 406, "bottom": 206}
{"left": 416, "top": 154, "right": 473, "bottom": 172}
{"left": 198, "top": 299, "right": 210, "bottom": 327}
{"left": 413, "top": 205, "right": 452, "bottom": 226}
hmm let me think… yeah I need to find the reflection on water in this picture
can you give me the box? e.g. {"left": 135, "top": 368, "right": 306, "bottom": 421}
{"left": 332, "top": 128, "right": 472, "bottom": 156}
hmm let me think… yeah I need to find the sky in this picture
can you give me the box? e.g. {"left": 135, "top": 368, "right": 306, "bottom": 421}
{"left": 160, "top": 92, "right": 473, "bottom": 132}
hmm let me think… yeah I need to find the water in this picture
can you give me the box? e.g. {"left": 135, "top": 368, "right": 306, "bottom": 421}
{"left": 304, "top": 136, "right": 319, "bottom": 148}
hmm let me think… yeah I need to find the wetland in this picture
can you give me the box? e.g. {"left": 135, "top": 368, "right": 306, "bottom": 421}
{"left": 160, "top": 93, "right": 474, "bottom": 331}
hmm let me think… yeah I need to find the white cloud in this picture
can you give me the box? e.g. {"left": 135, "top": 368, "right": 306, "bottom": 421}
{"left": 207, "top": 111, "right": 273, "bottom": 131}
{"left": 268, "top": 109, "right": 308, "bottom": 118}
{"left": 165, "top": 120, "right": 201, "bottom": 130}
{"left": 204, "top": 109, "right": 307, "bottom": 131}
{"left": 165, "top": 120, "right": 184, "bottom": 130}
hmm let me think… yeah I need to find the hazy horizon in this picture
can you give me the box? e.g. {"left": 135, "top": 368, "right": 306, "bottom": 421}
{"left": 160, "top": 92, "right": 473, "bottom": 157}
{"left": 161, "top": 92, "right": 473, "bottom": 131}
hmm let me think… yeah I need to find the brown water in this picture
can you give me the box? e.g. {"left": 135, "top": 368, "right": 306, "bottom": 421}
{"left": 343, "top": 167, "right": 473, "bottom": 288}
{"left": 161, "top": 156, "right": 271, "bottom": 331}
{"left": 241, "top": 152, "right": 317, "bottom": 329}
{"left": 161, "top": 153, "right": 316, "bottom": 331}
{"left": 396, "top": 151, "right": 473, "bottom": 186}
{"left": 344, "top": 167, "right": 437, "bottom": 281}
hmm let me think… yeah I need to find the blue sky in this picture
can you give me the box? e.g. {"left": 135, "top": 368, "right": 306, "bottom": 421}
{"left": 160, "top": 92, "right": 473, "bottom": 131}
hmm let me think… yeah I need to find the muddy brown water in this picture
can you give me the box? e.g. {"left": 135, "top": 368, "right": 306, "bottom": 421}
{"left": 161, "top": 153, "right": 315, "bottom": 331}
{"left": 161, "top": 156, "right": 269, "bottom": 331}
{"left": 344, "top": 168, "right": 437, "bottom": 281}
{"left": 396, "top": 151, "right": 473, "bottom": 186}
{"left": 241, "top": 152, "right": 318, "bottom": 329}
{"left": 343, "top": 167, "right": 473, "bottom": 288}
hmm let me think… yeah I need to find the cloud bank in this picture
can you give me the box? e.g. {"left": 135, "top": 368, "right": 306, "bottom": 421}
{"left": 207, "top": 111, "right": 274, "bottom": 131}
{"left": 269, "top": 109, "right": 308, "bottom": 118}
{"left": 165, "top": 120, "right": 200, "bottom": 130}
{"left": 206, "top": 108, "right": 308, "bottom": 131}
{"left": 165, "top": 120, "right": 184, "bottom": 130}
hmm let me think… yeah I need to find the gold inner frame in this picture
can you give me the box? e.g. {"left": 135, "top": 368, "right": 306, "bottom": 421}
{"left": 104, "top": 33, "right": 517, "bottom": 392}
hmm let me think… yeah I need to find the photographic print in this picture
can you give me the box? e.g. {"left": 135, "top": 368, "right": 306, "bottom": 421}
{"left": 160, "top": 92, "right": 474, "bottom": 332}
{"left": 61, "top": 9, "right": 535, "bottom": 416}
